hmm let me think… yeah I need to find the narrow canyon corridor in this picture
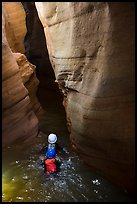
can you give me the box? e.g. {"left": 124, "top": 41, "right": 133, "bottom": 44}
{"left": 2, "top": 85, "right": 134, "bottom": 202}
{"left": 2, "top": 2, "right": 135, "bottom": 202}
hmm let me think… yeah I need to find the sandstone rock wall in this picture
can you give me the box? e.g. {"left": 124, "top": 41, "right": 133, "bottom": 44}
{"left": 14, "top": 53, "right": 41, "bottom": 114}
{"left": 2, "top": 2, "right": 43, "bottom": 115}
{"left": 35, "top": 2, "right": 135, "bottom": 192}
{"left": 2, "top": 2, "right": 26, "bottom": 53}
{"left": 2, "top": 34, "right": 39, "bottom": 146}
{"left": 21, "top": 2, "right": 56, "bottom": 83}
{"left": 2, "top": 3, "right": 39, "bottom": 147}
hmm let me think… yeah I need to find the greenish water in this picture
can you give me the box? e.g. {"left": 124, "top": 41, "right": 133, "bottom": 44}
{"left": 2, "top": 86, "right": 135, "bottom": 202}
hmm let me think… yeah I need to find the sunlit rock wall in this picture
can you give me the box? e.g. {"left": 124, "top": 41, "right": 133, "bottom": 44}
{"left": 14, "top": 53, "right": 41, "bottom": 114}
{"left": 2, "top": 2, "right": 42, "bottom": 116}
{"left": 2, "top": 4, "right": 39, "bottom": 147}
{"left": 35, "top": 2, "right": 135, "bottom": 192}
{"left": 2, "top": 35, "right": 39, "bottom": 146}
{"left": 2, "top": 2, "right": 26, "bottom": 53}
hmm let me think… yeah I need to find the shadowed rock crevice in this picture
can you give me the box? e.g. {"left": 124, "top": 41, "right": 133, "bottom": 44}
{"left": 21, "top": 2, "right": 56, "bottom": 90}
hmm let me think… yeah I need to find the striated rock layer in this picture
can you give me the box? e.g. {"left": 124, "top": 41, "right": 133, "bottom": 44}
{"left": 2, "top": 2, "right": 26, "bottom": 53}
{"left": 35, "top": 2, "right": 135, "bottom": 192}
{"left": 2, "top": 5, "right": 39, "bottom": 147}
{"left": 2, "top": 2, "right": 43, "bottom": 115}
{"left": 2, "top": 36, "right": 39, "bottom": 146}
{"left": 21, "top": 2, "right": 56, "bottom": 90}
{"left": 14, "top": 53, "right": 41, "bottom": 114}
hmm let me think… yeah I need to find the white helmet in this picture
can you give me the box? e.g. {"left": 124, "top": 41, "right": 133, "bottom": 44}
{"left": 48, "top": 133, "right": 57, "bottom": 144}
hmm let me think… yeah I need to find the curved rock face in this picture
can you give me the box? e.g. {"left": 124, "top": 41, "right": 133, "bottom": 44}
{"left": 21, "top": 2, "right": 56, "bottom": 84}
{"left": 14, "top": 53, "right": 41, "bottom": 114}
{"left": 2, "top": 2, "right": 26, "bottom": 53}
{"left": 2, "top": 36, "right": 39, "bottom": 146}
{"left": 2, "top": 6, "right": 39, "bottom": 147}
{"left": 2, "top": 2, "right": 42, "bottom": 115}
{"left": 35, "top": 2, "right": 135, "bottom": 192}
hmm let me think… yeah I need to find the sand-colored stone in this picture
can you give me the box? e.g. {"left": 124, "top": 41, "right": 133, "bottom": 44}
{"left": 2, "top": 14, "right": 39, "bottom": 147}
{"left": 2, "top": 2, "right": 26, "bottom": 53}
{"left": 36, "top": 2, "right": 135, "bottom": 192}
{"left": 14, "top": 53, "right": 41, "bottom": 114}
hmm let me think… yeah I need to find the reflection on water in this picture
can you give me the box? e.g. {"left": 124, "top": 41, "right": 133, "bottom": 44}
{"left": 2, "top": 87, "right": 134, "bottom": 202}
{"left": 2, "top": 139, "right": 133, "bottom": 202}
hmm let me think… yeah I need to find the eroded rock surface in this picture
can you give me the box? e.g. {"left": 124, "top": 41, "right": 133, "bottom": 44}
{"left": 2, "top": 4, "right": 39, "bottom": 147}
{"left": 2, "top": 37, "right": 39, "bottom": 146}
{"left": 21, "top": 2, "right": 56, "bottom": 84}
{"left": 14, "top": 53, "right": 41, "bottom": 114}
{"left": 35, "top": 2, "right": 135, "bottom": 192}
{"left": 2, "top": 2, "right": 26, "bottom": 53}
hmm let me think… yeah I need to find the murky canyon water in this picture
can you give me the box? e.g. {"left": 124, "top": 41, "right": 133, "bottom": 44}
{"left": 2, "top": 86, "right": 134, "bottom": 202}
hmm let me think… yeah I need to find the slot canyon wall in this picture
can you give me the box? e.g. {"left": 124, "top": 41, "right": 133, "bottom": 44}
{"left": 21, "top": 2, "right": 56, "bottom": 90}
{"left": 2, "top": 2, "right": 40, "bottom": 146}
{"left": 35, "top": 2, "right": 135, "bottom": 192}
{"left": 2, "top": 2, "right": 135, "bottom": 193}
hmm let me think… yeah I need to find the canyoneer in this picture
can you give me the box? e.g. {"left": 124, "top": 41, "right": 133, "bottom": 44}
{"left": 40, "top": 148, "right": 61, "bottom": 175}
{"left": 40, "top": 133, "right": 64, "bottom": 154}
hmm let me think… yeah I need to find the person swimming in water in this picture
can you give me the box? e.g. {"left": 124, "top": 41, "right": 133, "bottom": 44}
{"left": 40, "top": 148, "right": 61, "bottom": 175}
